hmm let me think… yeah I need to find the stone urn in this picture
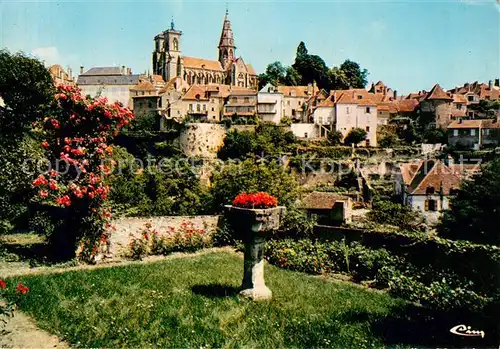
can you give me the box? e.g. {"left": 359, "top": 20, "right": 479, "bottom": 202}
{"left": 224, "top": 205, "right": 285, "bottom": 300}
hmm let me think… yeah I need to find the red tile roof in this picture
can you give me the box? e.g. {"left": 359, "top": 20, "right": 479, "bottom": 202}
{"left": 410, "top": 161, "right": 462, "bottom": 195}
{"left": 130, "top": 80, "right": 156, "bottom": 91}
{"left": 483, "top": 118, "right": 500, "bottom": 129}
{"left": 182, "top": 56, "right": 223, "bottom": 71}
{"left": 182, "top": 85, "right": 209, "bottom": 101}
{"left": 425, "top": 84, "right": 453, "bottom": 101}
{"left": 246, "top": 64, "right": 256, "bottom": 75}
{"left": 299, "top": 192, "right": 350, "bottom": 210}
{"left": 448, "top": 120, "right": 483, "bottom": 129}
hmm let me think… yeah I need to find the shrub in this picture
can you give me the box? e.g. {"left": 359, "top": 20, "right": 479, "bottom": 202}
{"left": 327, "top": 130, "right": 343, "bottom": 146}
{"left": 367, "top": 200, "right": 425, "bottom": 230}
{"left": 344, "top": 128, "right": 367, "bottom": 146}
{"left": 1, "top": 280, "right": 30, "bottom": 332}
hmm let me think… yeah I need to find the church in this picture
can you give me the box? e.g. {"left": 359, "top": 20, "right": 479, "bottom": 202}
{"left": 152, "top": 10, "right": 258, "bottom": 89}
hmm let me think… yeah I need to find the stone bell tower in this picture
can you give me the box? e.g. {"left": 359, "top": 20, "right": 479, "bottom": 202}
{"left": 218, "top": 9, "right": 236, "bottom": 69}
{"left": 153, "top": 19, "right": 183, "bottom": 82}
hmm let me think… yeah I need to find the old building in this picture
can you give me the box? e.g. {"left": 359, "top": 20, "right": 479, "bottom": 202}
{"left": 278, "top": 85, "right": 317, "bottom": 122}
{"left": 395, "top": 160, "right": 479, "bottom": 225}
{"left": 131, "top": 80, "right": 160, "bottom": 119}
{"left": 419, "top": 84, "right": 453, "bottom": 129}
{"left": 313, "top": 89, "right": 378, "bottom": 146}
{"left": 49, "top": 64, "right": 75, "bottom": 86}
{"left": 298, "top": 192, "right": 353, "bottom": 225}
{"left": 224, "top": 88, "right": 257, "bottom": 119}
{"left": 77, "top": 66, "right": 141, "bottom": 109}
{"left": 257, "top": 84, "right": 283, "bottom": 124}
{"left": 448, "top": 118, "right": 500, "bottom": 149}
{"left": 152, "top": 12, "right": 258, "bottom": 89}
{"left": 182, "top": 84, "right": 230, "bottom": 122}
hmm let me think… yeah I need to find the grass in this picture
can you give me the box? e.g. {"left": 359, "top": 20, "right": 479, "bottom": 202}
{"left": 6, "top": 251, "right": 492, "bottom": 348}
{"left": 6, "top": 251, "right": 407, "bottom": 348}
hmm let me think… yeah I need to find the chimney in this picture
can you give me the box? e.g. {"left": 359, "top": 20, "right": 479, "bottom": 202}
{"left": 495, "top": 78, "right": 500, "bottom": 87}
{"left": 67, "top": 67, "right": 72, "bottom": 80}
{"left": 394, "top": 90, "right": 397, "bottom": 99}
{"left": 80, "top": 66, "right": 84, "bottom": 74}
{"left": 121, "top": 65, "right": 126, "bottom": 75}
{"left": 488, "top": 80, "right": 493, "bottom": 90}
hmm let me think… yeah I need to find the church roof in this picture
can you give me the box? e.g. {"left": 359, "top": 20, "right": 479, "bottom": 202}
{"left": 80, "top": 67, "right": 122, "bottom": 76}
{"left": 182, "top": 85, "right": 210, "bottom": 101}
{"left": 218, "top": 10, "right": 235, "bottom": 49}
{"left": 245, "top": 64, "right": 256, "bottom": 75}
{"left": 182, "top": 56, "right": 223, "bottom": 71}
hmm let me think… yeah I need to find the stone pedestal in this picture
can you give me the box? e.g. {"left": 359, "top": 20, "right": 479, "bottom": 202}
{"left": 224, "top": 205, "right": 285, "bottom": 301}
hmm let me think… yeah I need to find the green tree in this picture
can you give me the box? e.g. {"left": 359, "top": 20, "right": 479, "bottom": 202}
{"left": 339, "top": 59, "right": 368, "bottom": 89}
{"left": 423, "top": 128, "right": 447, "bottom": 144}
{"left": 292, "top": 42, "right": 329, "bottom": 89}
{"left": 344, "top": 128, "right": 367, "bottom": 146}
{"left": 0, "top": 50, "right": 55, "bottom": 232}
{"left": 211, "top": 158, "right": 300, "bottom": 212}
{"left": 328, "top": 67, "right": 350, "bottom": 90}
{"left": 284, "top": 66, "right": 301, "bottom": 86}
{"left": 439, "top": 158, "right": 500, "bottom": 245}
{"left": 327, "top": 130, "right": 344, "bottom": 145}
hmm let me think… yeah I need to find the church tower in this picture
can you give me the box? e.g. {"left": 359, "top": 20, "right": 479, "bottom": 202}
{"left": 218, "top": 9, "right": 236, "bottom": 69}
{"left": 152, "top": 19, "right": 182, "bottom": 82}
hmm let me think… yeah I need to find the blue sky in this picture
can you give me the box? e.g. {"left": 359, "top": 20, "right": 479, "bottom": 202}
{"left": 0, "top": 0, "right": 498, "bottom": 94}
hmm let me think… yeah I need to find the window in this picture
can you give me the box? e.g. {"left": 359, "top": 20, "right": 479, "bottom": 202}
{"left": 366, "top": 107, "right": 370, "bottom": 113}
{"left": 453, "top": 129, "right": 458, "bottom": 136}
{"left": 159, "top": 99, "right": 162, "bottom": 108}
{"left": 366, "top": 126, "right": 370, "bottom": 132}
{"left": 197, "top": 104, "right": 200, "bottom": 112}
{"left": 172, "top": 38, "right": 179, "bottom": 51}
{"left": 212, "top": 107, "right": 214, "bottom": 111}
{"left": 366, "top": 139, "right": 370, "bottom": 147}
{"left": 203, "top": 104, "right": 206, "bottom": 111}
{"left": 287, "top": 100, "right": 291, "bottom": 106}
{"left": 426, "top": 186, "right": 435, "bottom": 194}
{"left": 457, "top": 103, "right": 462, "bottom": 110}
{"left": 449, "top": 188, "right": 459, "bottom": 196}
{"left": 304, "top": 132, "right": 308, "bottom": 138}
{"left": 232, "top": 97, "right": 237, "bottom": 103}
{"left": 425, "top": 199, "right": 437, "bottom": 211}
{"left": 357, "top": 95, "right": 363, "bottom": 100}
{"left": 292, "top": 109, "right": 296, "bottom": 116}
{"left": 346, "top": 107, "right": 350, "bottom": 114}
{"left": 471, "top": 129, "right": 476, "bottom": 136}
{"left": 468, "top": 112, "right": 474, "bottom": 118}
{"left": 468, "top": 95, "right": 474, "bottom": 102}
{"left": 189, "top": 104, "right": 193, "bottom": 111}
{"left": 244, "top": 97, "right": 249, "bottom": 103}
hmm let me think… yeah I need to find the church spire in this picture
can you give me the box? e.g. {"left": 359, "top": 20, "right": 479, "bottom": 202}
{"left": 218, "top": 8, "right": 236, "bottom": 68}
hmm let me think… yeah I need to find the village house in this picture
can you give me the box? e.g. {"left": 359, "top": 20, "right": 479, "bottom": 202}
{"left": 277, "top": 84, "right": 317, "bottom": 122}
{"left": 181, "top": 84, "right": 231, "bottom": 122}
{"left": 152, "top": 12, "right": 258, "bottom": 89}
{"left": 312, "top": 89, "right": 378, "bottom": 146}
{"left": 224, "top": 88, "right": 258, "bottom": 119}
{"left": 77, "top": 66, "right": 142, "bottom": 109}
{"left": 449, "top": 80, "right": 500, "bottom": 118}
{"left": 376, "top": 98, "right": 418, "bottom": 125}
{"left": 257, "top": 83, "right": 283, "bottom": 124}
{"left": 298, "top": 192, "right": 353, "bottom": 225}
{"left": 448, "top": 118, "right": 500, "bottom": 149}
{"left": 131, "top": 79, "right": 160, "bottom": 119}
{"left": 395, "top": 159, "right": 480, "bottom": 225}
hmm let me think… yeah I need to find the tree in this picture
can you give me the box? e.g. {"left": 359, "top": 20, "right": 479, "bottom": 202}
{"left": 327, "top": 130, "right": 343, "bottom": 145}
{"left": 33, "top": 84, "right": 134, "bottom": 261}
{"left": 292, "top": 42, "right": 329, "bottom": 89}
{"left": 339, "top": 59, "right": 368, "bottom": 89}
{"left": 328, "top": 67, "right": 349, "bottom": 90}
{"left": 423, "top": 128, "right": 447, "bottom": 144}
{"left": 439, "top": 158, "right": 500, "bottom": 245}
{"left": 377, "top": 126, "right": 399, "bottom": 148}
{"left": 0, "top": 50, "right": 55, "bottom": 232}
{"left": 211, "top": 158, "right": 300, "bottom": 212}
{"left": 284, "top": 66, "right": 301, "bottom": 86}
{"left": 344, "top": 128, "right": 367, "bottom": 146}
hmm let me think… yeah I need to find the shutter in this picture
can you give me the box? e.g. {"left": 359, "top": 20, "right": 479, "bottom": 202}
{"left": 424, "top": 200, "right": 429, "bottom": 211}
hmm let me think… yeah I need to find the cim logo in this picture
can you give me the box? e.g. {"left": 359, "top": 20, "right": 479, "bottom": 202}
{"left": 450, "top": 324, "right": 485, "bottom": 338}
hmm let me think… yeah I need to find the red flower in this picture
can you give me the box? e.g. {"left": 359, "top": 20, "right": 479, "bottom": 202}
{"left": 0, "top": 280, "right": 6, "bottom": 289}
{"left": 232, "top": 192, "right": 278, "bottom": 209}
{"left": 32, "top": 174, "right": 48, "bottom": 187}
{"left": 56, "top": 195, "right": 71, "bottom": 207}
{"left": 16, "top": 283, "right": 29, "bottom": 294}
{"left": 48, "top": 179, "right": 58, "bottom": 191}
{"left": 41, "top": 141, "right": 49, "bottom": 148}
{"left": 39, "top": 190, "right": 49, "bottom": 198}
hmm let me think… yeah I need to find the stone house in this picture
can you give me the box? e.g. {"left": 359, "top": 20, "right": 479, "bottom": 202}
{"left": 418, "top": 84, "right": 453, "bottom": 129}
{"left": 447, "top": 119, "right": 483, "bottom": 149}
{"left": 298, "top": 192, "right": 353, "bottom": 225}
{"left": 131, "top": 80, "right": 160, "bottom": 120}
{"left": 182, "top": 84, "right": 230, "bottom": 122}
{"left": 152, "top": 12, "right": 258, "bottom": 89}
{"left": 313, "top": 89, "right": 378, "bottom": 146}
{"left": 257, "top": 84, "right": 283, "bottom": 124}
{"left": 224, "top": 88, "right": 257, "bottom": 119}
{"left": 77, "top": 66, "right": 142, "bottom": 110}
{"left": 277, "top": 85, "right": 317, "bottom": 122}
{"left": 376, "top": 98, "right": 418, "bottom": 125}
{"left": 395, "top": 160, "right": 477, "bottom": 225}
{"left": 447, "top": 118, "right": 500, "bottom": 149}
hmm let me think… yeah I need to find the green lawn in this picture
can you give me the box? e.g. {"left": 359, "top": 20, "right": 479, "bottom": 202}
{"left": 6, "top": 252, "right": 470, "bottom": 348}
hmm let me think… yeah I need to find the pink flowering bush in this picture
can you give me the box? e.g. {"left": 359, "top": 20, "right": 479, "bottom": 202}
{"left": 33, "top": 84, "right": 133, "bottom": 261}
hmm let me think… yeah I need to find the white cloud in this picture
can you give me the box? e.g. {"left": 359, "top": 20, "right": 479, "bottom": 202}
{"left": 31, "top": 46, "right": 61, "bottom": 66}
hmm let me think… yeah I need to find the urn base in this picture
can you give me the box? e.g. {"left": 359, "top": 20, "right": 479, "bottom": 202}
{"left": 239, "top": 286, "right": 272, "bottom": 301}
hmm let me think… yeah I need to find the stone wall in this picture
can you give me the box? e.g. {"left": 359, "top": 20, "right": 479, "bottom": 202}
{"left": 107, "top": 215, "right": 221, "bottom": 258}
{"left": 179, "top": 123, "right": 226, "bottom": 158}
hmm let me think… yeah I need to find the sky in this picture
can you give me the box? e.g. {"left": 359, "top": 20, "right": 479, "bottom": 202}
{"left": 0, "top": 0, "right": 498, "bottom": 94}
